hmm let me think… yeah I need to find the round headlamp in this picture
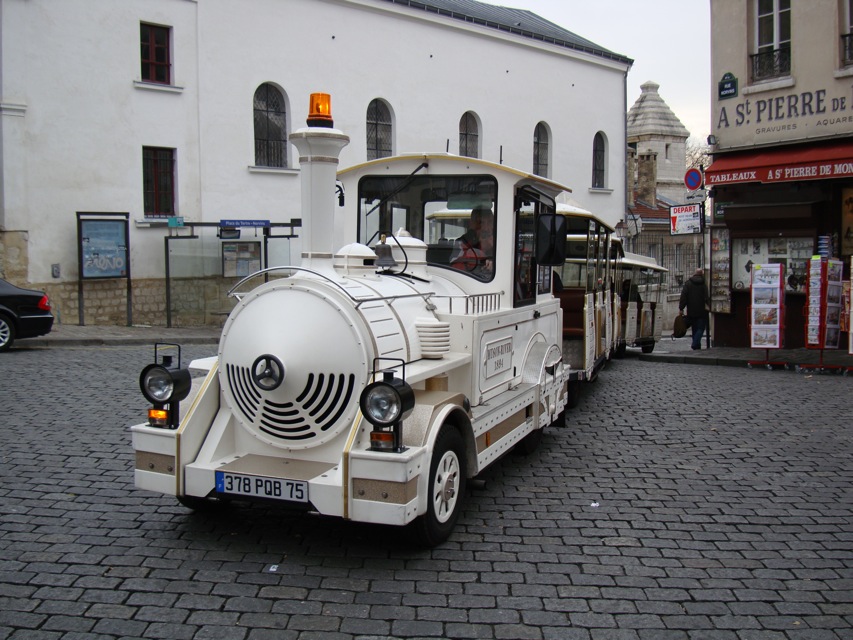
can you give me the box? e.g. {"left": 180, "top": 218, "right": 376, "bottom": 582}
{"left": 359, "top": 376, "right": 414, "bottom": 427}
{"left": 139, "top": 364, "right": 192, "bottom": 405}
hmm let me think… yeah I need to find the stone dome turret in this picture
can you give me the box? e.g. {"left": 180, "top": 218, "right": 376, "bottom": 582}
{"left": 627, "top": 81, "right": 690, "bottom": 139}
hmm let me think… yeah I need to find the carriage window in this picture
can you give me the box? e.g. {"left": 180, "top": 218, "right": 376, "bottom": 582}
{"left": 513, "top": 189, "right": 556, "bottom": 307}
{"left": 357, "top": 174, "right": 497, "bottom": 281}
{"left": 557, "top": 219, "right": 592, "bottom": 288}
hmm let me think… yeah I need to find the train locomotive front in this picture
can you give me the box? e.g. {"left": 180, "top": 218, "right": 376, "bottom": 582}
{"left": 130, "top": 94, "right": 573, "bottom": 546}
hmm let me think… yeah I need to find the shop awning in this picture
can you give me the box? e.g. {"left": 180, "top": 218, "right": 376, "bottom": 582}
{"left": 705, "top": 140, "right": 853, "bottom": 186}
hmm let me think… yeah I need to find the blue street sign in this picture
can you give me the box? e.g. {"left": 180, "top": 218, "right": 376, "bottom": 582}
{"left": 220, "top": 219, "right": 270, "bottom": 228}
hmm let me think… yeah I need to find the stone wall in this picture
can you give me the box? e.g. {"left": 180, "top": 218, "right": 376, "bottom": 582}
{"left": 30, "top": 276, "right": 238, "bottom": 327}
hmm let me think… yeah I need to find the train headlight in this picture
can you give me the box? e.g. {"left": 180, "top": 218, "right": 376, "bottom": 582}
{"left": 360, "top": 376, "right": 414, "bottom": 427}
{"left": 360, "top": 373, "right": 414, "bottom": 452}
{"left": 139, "top": 345, "right": 193, "bottom": 430}
{"left": 140, "top": 364, "right": 191, "bottom": 405}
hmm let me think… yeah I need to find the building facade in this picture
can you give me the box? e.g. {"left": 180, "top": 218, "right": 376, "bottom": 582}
{"left": 0, "top": 0, "right": 631, "bottom": 326}
{"left": 622, "top": 81, "right": 704, "bottom": 329}
{"left": 707, "top": 0, "right": 853, "bottom": 347}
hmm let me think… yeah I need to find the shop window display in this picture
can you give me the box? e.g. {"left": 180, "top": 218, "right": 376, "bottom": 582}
{"left": 731, "top": 237, "right": 812, "bottom": 294}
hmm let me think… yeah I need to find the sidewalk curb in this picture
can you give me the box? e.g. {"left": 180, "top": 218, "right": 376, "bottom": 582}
{"left": 639, "top": 353, "right": 747, "bottom": 367}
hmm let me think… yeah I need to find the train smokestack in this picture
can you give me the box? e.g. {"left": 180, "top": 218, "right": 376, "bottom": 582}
{"left": 289, "top": 93, "right": 350, "bottom": 268}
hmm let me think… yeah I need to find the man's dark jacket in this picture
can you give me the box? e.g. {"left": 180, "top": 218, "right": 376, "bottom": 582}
{"left": 679, "top": 274, "right": 709, "bottom": 319}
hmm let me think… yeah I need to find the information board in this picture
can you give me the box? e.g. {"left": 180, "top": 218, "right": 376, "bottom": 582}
{"left": 79, "top": 218, "right": 129, "bottom": 279}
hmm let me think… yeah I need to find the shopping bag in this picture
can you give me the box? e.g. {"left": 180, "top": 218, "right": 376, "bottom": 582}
{"left": 672, "top": 314, "right": 688, "bottom": 338}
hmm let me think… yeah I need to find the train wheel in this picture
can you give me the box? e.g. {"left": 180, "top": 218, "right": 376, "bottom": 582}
{"left": 565, "top": 382, "right": 580, "bottom": 409}
{"left": 514, "top": 426, "right": 543, "bottom": 455}
{"left": 411, "top": 426, "right": 466, "bottom": 547}
{"left": 177, "top": 495, "right": 229, "bottom": 511}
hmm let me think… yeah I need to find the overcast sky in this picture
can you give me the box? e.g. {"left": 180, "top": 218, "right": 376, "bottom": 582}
{"left": 500, "top": 0, "right": 712, "bottom": 143}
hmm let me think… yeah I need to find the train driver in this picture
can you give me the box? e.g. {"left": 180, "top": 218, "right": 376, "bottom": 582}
{"left": 450, "top": 206, "right": 494, "bottom": 276}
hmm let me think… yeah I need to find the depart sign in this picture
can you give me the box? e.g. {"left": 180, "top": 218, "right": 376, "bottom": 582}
{"left": 670, "top": 204, "right": 702, "bottom": 236}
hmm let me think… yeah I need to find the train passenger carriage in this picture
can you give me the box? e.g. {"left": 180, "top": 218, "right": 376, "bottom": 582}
{"left": 616, "top": 251, "right": 668, "bottom": 354}
{"left": 129, "top": 94, "right": 573, "bottom": 546}
{"left": 553, "top": 203, "right": 616, "bottom": 407}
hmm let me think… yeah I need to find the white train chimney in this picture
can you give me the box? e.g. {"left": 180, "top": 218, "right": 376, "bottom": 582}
{"left": 289, "top": 93, "right": 350, "bottom": 269}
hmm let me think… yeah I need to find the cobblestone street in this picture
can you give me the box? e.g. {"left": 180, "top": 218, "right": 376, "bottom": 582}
{"left": 1, "top": 343, "right": 851, "bottom": 639}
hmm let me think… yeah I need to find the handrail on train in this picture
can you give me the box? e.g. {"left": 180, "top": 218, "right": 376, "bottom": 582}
{"left": 228, "top": 266, "right": 504, "bottom": 315}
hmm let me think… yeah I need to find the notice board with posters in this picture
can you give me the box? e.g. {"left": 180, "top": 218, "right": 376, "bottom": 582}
{"left": 805, "top": 257, "right": 843, "bottom": 349}
{"left": 749, "top": 263, "right": 784, "bottom": 349}
{"left": 222, "top": 241, "right": 261, "bottom": 278}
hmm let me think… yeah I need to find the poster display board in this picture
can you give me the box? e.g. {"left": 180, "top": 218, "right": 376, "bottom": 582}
{"left": 710, "top": 227, "right": 731, "bottom": 313}
{"left": 805, "top": 257, "right": 843, "bottom": 349}
{"left": 79, "top": 218, "right": 129, "bottom": 279}
{"left": 222, "top": 241, "right": 261, "bottom": 277}
{"left": 749, "top": 263, "right": 784, "bottom": 348}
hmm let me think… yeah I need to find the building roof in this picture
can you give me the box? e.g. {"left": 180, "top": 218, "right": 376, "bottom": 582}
{"left": 379, "top": 0, "right": 633, "bottom": 65}
{"left": 627, "top": 81, "right": 690, "bottom": 139}
{"left": 628, "top": 191, "right": 671, "bottom": 224}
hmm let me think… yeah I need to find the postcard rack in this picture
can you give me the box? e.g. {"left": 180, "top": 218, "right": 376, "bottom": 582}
{"left": 798, "top": 256, "right": 844, "bottom": 373}
{"left": 747, "top": 263, "right": 787, "bottom": 369}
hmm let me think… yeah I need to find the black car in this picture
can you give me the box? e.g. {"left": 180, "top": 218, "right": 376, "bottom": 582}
{"left": 0, "top": 278, "right": 54, "bottom": 351}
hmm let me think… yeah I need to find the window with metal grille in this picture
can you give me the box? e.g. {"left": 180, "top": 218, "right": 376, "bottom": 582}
{"left": 143, "top": 147, "right": 175, "bottom": 217}
{"left": 592, "top": 133, "right": 606, "bottom": 189}
{"left": 751, "top": 0, "right": 791, "bottom": 81}
{"left": 254, "top": 84, "right": 287, "bottom": 168}
{"left": 140, "top": 23, "right": 171, "bottom": 84}
{"left": 843, "top": 0, "right": 853, "bottom": 65}
{"left": 366, "top": 99, "right": 393, "bottom": 160}
{"left": 533, "top": 122, "right": 549, "bottom": 178}
{"left": 459, "top": 112, "right": 479, "bottom": 158}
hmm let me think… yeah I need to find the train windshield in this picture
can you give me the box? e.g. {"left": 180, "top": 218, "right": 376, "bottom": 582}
{"left": 357, "top": 174, "right": 498, "bottom": 281}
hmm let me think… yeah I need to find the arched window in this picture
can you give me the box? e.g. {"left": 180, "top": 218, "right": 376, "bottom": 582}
{"left": 253, "top": 83, "right": 287, "bottom": 168}
{"left": 459, "top": 112, "right": 479, "bottom": 158}
{"left": 533, "top": 122, "right": 550, "bottom": 178}
{"left": 592, "top": 132, "right": 606, "bottom": 188}
{"left": 366, "top": 99, "right": 393, "bottom": 160}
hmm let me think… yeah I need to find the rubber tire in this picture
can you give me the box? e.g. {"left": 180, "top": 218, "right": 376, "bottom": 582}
{"left": 514, "top": 427, "right": 543, "bottom": 455}
{"left": 614, "top": 342, "right": 627, "bottom": 359}
{"left": 641, "top": 343, "right": 655, "bottom": 354}
{"left": 0, "top": 314, "right": 15, "bottom": 352}
{"left": 565, "top": 382, "right": 580, "bottom": 409}
{"left": 410, "top": 426, "right": 467, "bottom": 547}
{"left": 177, "top": 495, "right": 229, "bottom": 511}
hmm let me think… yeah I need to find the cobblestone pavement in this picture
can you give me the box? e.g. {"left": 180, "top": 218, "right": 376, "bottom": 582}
{"left": 0, "top": 343, "right": 851, "bottom": 639}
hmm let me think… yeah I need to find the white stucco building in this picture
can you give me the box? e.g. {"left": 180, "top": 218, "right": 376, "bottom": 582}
{"left": 0, "top": 0, "right": 632, "bottom": 325}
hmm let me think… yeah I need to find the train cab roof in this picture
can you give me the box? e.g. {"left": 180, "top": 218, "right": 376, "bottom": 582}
{"left": 555, "top": 202, "right": 615, "bottom": 233}
{"left": 338, "top": 152, "right": 572, "bottom": 201}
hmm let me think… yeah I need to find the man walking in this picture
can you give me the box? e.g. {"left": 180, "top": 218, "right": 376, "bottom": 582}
{"left": 679, "top": 268, "right": 710, "bottom": 350}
